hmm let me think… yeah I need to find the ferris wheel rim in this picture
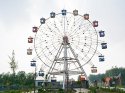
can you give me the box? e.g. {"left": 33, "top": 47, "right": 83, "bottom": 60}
{"left": 33, "top": 11, "right": 99, "bottom": 71}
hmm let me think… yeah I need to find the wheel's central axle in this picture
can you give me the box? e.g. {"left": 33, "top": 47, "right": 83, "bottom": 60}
{"left": 63, "top": 36, "right": 69, "bottom": 44}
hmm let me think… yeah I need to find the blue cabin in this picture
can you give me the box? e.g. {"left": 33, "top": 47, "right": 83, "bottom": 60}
{"left": 62, "top": 9, "right": 67, "bottom": 15}
{"left": 51, "top": 77, "right": 57, "bottom": 82}
{"left": 84, "top": 14, "right": 89, "bottom": 20}
{"left": 99, "top": 31, "right": 105, "bottom": 37}
{"left": 73, "top": 9, "right": 78, "bottom": 16}
{"left": 39, "top": 71, "right": 44, "bottom": 76}
{"left": 50, "top": 12, "right": 55, "bottom": 18}
{"left": 98, "top": 55, "right": 105, "bottom": 62}
{"left": 31, "top": 63, "right": 36, "bottom": 67}
{"left": 101, "top": 43, "right": 107, "bottom": 49}
{"left": 40, "top": 18, "right": 45, "bottom": 24}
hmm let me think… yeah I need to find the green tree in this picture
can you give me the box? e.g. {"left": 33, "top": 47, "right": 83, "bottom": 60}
{"left": 17, "top": 71, "right": 26, "bottom": 89}
{"left": 8, "top": 50, "right": 18, "bottom": 75}
{"left": 25, "top": 73, "right": 34, "bottom": 88}
{"left": 2, "top": 73, "right": 11, "bottom": 89}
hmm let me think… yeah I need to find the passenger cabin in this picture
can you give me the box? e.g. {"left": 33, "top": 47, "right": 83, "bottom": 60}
{"left": 40, "top": 18, "right": 45, "bottom": 24}
{"left": 28, "top": 36, "right": 33, "bottom": 43}
{"left": 84, "top": 14, "right": 89, "bottom": 20}
{"left": 62, "top": 9, "right": 67, "bottom": 15}
{"left": 98, "top": 55, "right": 105, "bottom": 62}
{"left": 51, "top": 76, "right": 57, "bottom": 82}
{"left": 32, "top": 26, "right": 38, "bottom": 33}
{"left": 39, "top": 71, "right": 44, "bottom": 76}
{"left": 50, "top": 12, "right": 55, "bottom": 18}
{"left": 73, "top": 9, "right": 78, "bottom": 16}
{"left": 91, "top": 66, "right": 97, "bottom": 73}
{"left": 101, "top": 43, "right": 107, "bottom": 49}
{"left": 31, "top": 62, "right": 36, "bottom": 66}
{"left": 80, "top": 75, "right": 86, "bottom": 81}
{"left": 99, "top": 30, "right": 105, "bottom": 37}
{"left": 30, "top": 60, "right": 36, "bottom": 67}
{"left": 27, "top": 48, "right": 32, "bottom": 55}
{"left": 93, "top": 21, "right": 98, "bottom": 27}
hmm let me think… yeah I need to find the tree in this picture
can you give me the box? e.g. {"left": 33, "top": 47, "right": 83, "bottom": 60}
{"left": 8, "top": 50, "right": 18, "bottom": 75}
{"left": 25, "top": 73, "right": 34, "bottom": 88}
{"left": 17, "top": 71, "right": 26, "bottom": 89}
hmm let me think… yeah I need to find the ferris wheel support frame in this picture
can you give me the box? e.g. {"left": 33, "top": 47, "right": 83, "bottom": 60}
{"left": 47, "top": 36, "right": 91, "bottom": 89}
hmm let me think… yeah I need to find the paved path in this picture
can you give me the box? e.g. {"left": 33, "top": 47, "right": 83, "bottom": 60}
{"left": 26, "top": 88, "right": 89, "bottom": 93}
{"left": 74, "top": 88, "right": 89, "bottom": 93}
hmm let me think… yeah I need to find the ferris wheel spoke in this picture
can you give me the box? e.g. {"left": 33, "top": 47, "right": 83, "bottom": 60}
{"left": 70, "top": 54, "right": 95, "bottom": 71}
{"left": 69, "top": 23, "right": 92, "bottom": 38}
{"left": 68, "top": 21, "right": 84, "bottom": 37}
{"left": 68, "top": 29, "right": 96, "bottom": 39}
{"left": 70, "top": 35, "right": 98, "bottom": 46}
{"left": 70, "top": 42, "right": 96, "bottom": 62}
{"left": 85, "top": 45, "right": 102, "bottom": 55}
{"left": 35, "top": 34, "right": 61, "bottom": 46}
{"left": 53, "top": 20, "right": 64, "bottom": 36}
{"left": 46, "top": 23, "right": 63, "bottom": 37}
{"left": 35, "top": 43, "right": 60, "bottom": 61}
{"left": 67, "top": 16, "right": 83, "bottom": 35}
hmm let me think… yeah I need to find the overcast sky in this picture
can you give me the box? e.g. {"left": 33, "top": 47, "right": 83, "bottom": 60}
{"left": 0, "top": 0, "right": 125, "bottom": 77}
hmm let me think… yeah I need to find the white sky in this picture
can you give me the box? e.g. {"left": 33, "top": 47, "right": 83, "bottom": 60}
{"left": 0, "top": 0, "right": 125, "bottom": 77}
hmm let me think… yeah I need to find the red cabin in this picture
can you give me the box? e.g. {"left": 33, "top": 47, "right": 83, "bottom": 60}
{"left": 91, "top": 66, "right": 97, "bottom": 73}
{"left": 84, "top": 14, "right": 89, "bottom": 20}
{"left": 80, "top": 75, "right": 86, "bottom": 81}
{"left": 93, "top": 21, "right": 98, "bottom": 27}
{"left": 28, "top": 36, "right": 33, "bottom": 43}
{"left": 27, "top": 48, "right": 32, "bottom": 55}
{"left": 32, "top": 26, "right": 38, "bottom": 33}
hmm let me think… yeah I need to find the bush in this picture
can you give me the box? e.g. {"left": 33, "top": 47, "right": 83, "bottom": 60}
{"left": 0, "top": 90, "right": 22, "bottom": 93}
{"left": 58, "top": 88, "right": 64, "bottom": 93}
{"left": 89, "top": 87, "right": 97, "bottom": 93}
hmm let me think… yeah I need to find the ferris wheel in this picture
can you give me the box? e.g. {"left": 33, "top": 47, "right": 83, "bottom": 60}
{"left": 27, "top": 9, "right": 107, "bottom": 88}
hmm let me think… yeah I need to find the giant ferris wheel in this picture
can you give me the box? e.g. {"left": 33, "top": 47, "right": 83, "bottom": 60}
{"left": 27, "top": 9, "right": 107, "bottom": 89}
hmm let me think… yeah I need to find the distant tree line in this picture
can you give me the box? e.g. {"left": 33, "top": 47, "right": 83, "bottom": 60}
{"left": 0, "top": 71, "right": 34, "bottom": 91}
{"left": 89, "top": 67, "right": 125, "bottom": 86}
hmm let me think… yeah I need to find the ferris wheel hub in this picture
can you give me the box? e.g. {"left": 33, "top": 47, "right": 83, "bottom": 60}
{"left": 63, "top": 36, "right": 69, "bottom": 44}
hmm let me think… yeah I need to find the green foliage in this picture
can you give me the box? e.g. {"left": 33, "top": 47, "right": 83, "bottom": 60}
{"left": 88, "top": 87, "right": 97, "bottom": 93}
{"left": 58, "top": 88, "right": 64, "bottom": 93}
{"left": 99, "top": 87, "right": 125, "bottom": 93}
{"left": 0, "top": 90, "right": 22, "bottom": 93}
{"left": 0, "top": 71, "right": 34, "bottom": 91}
